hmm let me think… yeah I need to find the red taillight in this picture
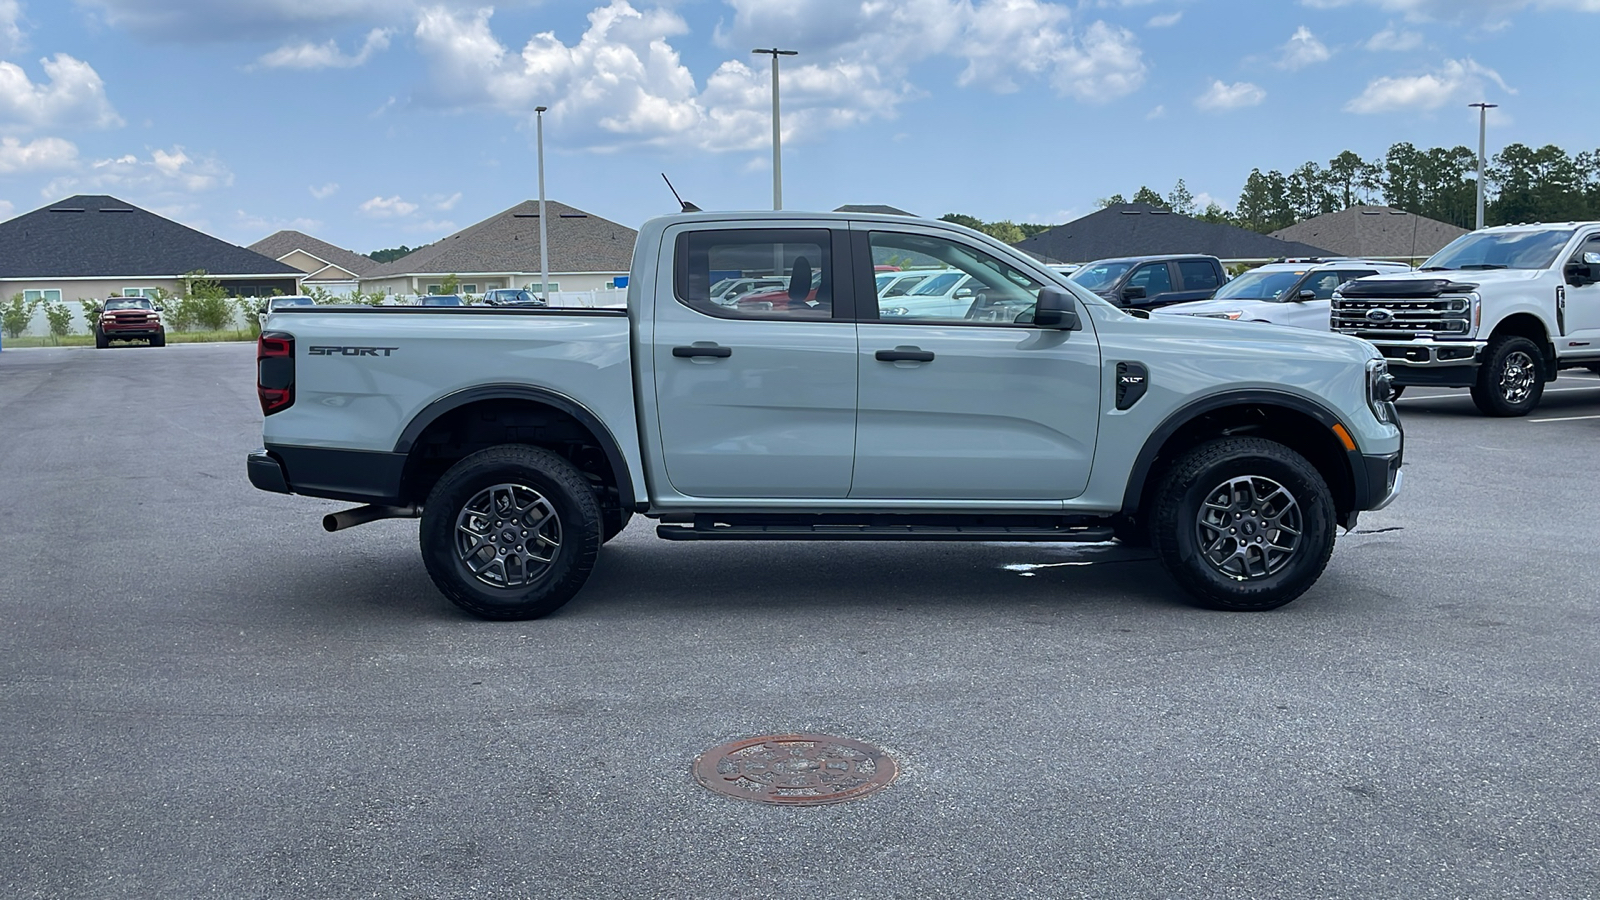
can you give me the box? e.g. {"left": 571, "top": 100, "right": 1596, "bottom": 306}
{"left": 257, "top": 331, "right": 294, "bottom": 415}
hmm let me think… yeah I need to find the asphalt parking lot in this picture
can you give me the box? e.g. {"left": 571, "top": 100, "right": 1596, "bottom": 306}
{"left": 2, "top": 342, "right": 1596, "bottom": 899}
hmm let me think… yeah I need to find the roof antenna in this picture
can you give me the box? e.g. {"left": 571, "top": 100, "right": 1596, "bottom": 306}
{"left": 662, "top": 174, "right": 701, "bottom": 213}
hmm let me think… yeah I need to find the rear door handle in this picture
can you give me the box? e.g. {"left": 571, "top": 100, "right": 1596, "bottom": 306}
{"left": 875, "top": 348, "right": 935, "bottom": 363}
{"left": 673, "top": 345, "right": 732, "bottom": 359}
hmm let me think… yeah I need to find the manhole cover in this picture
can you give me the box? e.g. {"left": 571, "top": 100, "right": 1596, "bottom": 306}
{"left": 692, "top": 733, "right": 898, "bottom": 806}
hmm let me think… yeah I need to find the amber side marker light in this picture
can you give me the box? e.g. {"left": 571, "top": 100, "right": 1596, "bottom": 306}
{"left": 1331, "top": 423, "right": 1357, "bottom": 452}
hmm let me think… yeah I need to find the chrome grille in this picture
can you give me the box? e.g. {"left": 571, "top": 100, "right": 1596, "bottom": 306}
{"left": 1331, "top": 294, "right": 1472, "bottom": 340}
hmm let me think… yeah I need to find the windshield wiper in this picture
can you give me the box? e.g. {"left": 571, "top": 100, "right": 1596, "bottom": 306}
{"left": 1457, "top": 263, "right": 1508, "bottom": 270}
{"left": 1418, "top": 266, "right": 1450, "bottom": 271}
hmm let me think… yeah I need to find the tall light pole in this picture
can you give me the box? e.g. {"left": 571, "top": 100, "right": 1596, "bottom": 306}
{"left": 752, "top": 48, "right": 797, "bottom": 210}
{"left": 535, "top": 105, "right": 550, "bottom": 301}
{"left": 1469, "top": 101, "right": 1498, "bottom": 230}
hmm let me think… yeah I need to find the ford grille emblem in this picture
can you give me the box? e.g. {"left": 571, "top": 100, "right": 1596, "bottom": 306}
{"left": 1366, "top": 308, "right": 1394, "bottom": 323}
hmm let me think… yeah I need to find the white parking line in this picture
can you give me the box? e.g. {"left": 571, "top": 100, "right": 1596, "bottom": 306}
{"left": 1529, "top": 414, "right": 1600, "bottom": 423}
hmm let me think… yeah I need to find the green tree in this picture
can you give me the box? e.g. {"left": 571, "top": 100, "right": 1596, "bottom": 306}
{"left": 1130, "top": 185, "right": 1168, "bottom": 209}
{"left": 1325, "top": 150, "right": 1378, "bottom": 208}
{"left": 938, "top": 213, "right": 985, "bottom": 230}
{"left": 1235, "top": 168, "right": 1293, "bottom": 233}
{"left": 1286, "top": 161, "right": 1337, "bottom": 221}
{"left": 980, "top": 220, "right": 1027, "bottom": 243}
{"left": 80, "top": 299, "right": 104, "bottom": 331}
{"left": 367, "top": 245, "right": 424, "bottom": 263}
{"left": 1197, "top": 202, "right": 1236, "bottom": 225}
{"left": 44, "top": 302, "right": 73, "bottom": 341}
{"left": 1166, "top": 179, "right": 1197, "bottom": 216}
{"left": 438, "top": 274, "right": 460, "bottom": 295}
{"left": 181, "top": 270, "right": 234, "bottom": 331}
{"left": 1095, "top": 193, "right": 1127, "bottom": 208}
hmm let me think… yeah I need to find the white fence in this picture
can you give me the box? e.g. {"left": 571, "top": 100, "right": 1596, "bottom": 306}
{"left": 4, "top": 299, "right": 254, "bottom": 338}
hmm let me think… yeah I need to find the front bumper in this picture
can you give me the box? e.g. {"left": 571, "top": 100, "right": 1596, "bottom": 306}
{"left": 1358, "top": 451, "right": 1403, "bottom": 512}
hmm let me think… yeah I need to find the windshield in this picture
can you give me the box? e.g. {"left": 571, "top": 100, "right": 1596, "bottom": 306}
{"left": 875, "top": 273, "right": 896, "bottom": 292}
{"left": 105, "top": 299, "right": 153, "bottom": 310}
{"left": 1213, "top": 270, "right": 1305, "bottom": 301}
{"left": 1069, "top": 262, "right": 1133, "bottom": 292}
{"left": 1422, "top": 229, "right": 1576, "bottom": 271}
{"left": 907, "top": 272, "right": 963, "bottom": 296}
{"left": 708, "top": 278, "right": 740, "bottom": 296}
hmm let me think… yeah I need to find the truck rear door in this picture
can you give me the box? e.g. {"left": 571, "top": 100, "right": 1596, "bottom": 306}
{"left": 652, "top": 226, "right": 858, "bottom": 499}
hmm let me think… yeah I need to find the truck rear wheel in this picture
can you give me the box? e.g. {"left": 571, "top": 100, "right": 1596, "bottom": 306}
{"left": 1470, "top": 335, "right": 1544, "bottom": 417}
{"left": 1150, "top": 437, "right": 1335, "bottom": 611}
{"left": 419, "top": 445, "right": 602, "bottom": 620}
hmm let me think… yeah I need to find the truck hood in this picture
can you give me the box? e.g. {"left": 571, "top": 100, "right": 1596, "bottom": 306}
{"left": 1094, "top": 304, "right": 1377, "bottom": 364}
{"left": 1345, "top": 268, "right": 1548, "bottom": 291}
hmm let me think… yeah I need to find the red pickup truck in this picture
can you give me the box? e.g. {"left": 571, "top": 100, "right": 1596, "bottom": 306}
{"left": 95, "top": 298, "right": 166, "bottom": 348}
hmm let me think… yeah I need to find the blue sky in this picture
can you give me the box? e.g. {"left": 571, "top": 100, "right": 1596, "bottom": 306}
{"left": 0, "top": 0, "right": 1590, "bottom": 254}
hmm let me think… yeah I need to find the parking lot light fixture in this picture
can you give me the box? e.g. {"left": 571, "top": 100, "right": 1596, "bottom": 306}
{"left": 1469, "top": 102, "right": 1498, "bottom": 230}
{"left": 536, "top": 105, "right": 550, "bottom": 302}
{"left": 752, "top": 48, "right": 798, "bottom": 210}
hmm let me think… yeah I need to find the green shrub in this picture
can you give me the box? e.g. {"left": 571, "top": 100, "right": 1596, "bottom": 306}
{"left": 2, "top": 294, "right": 37, "bottom": 339}
{"left": 44, "top": 302, "right": 74, "bottom": 339}
{"left": 80, "top": 299, "right": 104, "bottom": 331}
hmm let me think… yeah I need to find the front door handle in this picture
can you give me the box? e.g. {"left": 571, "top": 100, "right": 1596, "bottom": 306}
{"left": 673, "top": 345, "right": 732, "bottom": 359}
{"left": 875, "top": 348, "right": 935, "bottom": 363}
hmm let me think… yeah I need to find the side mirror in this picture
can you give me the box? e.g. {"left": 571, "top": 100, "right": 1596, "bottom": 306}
{"left": 154, "top": 305, "right": 165, "bottom": 312}
{"left": 954, "top": 287, "right": 973, "bottom": 300}
{"left": 1565, "top": 261, "right": 1595, "bottom": 286}
{"left": 1296, "top": 290, "right": 1316, "bottom": 302}
{"left": 1033, "top": 286, "right": 1082, "bottom": 331}
{"left": 1121, "top": 285, "right": 1147, "bottom": 302}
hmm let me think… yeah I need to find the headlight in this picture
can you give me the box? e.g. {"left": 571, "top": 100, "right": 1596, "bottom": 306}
{"left": 1366, "top": 358, "right": 1396, "bottom": 424}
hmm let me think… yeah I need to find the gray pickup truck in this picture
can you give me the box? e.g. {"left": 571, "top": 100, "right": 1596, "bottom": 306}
{"left": 249, "top": 210, "right": 1403, "bottom": 619}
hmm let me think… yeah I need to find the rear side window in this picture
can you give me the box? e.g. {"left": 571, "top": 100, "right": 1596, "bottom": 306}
{"left": 1177, "top": 260, "right": 1220, "bottom": 291}
{"left": 1128, "top": 263, "right": 1173, "bottom": 295}
{"left": 674, "top": 229, "right": 835, "bottom": 320}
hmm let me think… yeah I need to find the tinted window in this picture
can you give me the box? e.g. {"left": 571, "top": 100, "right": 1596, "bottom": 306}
{"left": 1070, "top": 262, "right": 1132, "bottom": 292}
{"left": 1127, "top": 263, "right": 1172, "bottom": 295}
{"left": 1177, "top": 260, "right": 1220, "bottom": 291}
{"left": 1301, "top": 272, "right": 1344, "bottom": 300}
{"left": 675, "top": 229, "right": 834, "bottom": 320}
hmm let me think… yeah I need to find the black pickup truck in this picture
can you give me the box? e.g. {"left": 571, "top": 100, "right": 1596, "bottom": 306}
{"left": 1068, "top": 255, "right": 1227, "bottom": 310}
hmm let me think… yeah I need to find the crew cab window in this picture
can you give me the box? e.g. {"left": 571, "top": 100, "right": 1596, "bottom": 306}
{"left": 1177, "top": 260, "right": 1219, "bottom": 291}
{"left": 1128, "top": 263, "right": 1172, "bottom": 295}
{"left": 674, "top": 229, "right": 834, "bottom": 320}
{"left": 1302, "top": 271, "right": 1344, "bottom": 300}
{"left": 868, "top": 231, "right": 1044, "bottom": 325}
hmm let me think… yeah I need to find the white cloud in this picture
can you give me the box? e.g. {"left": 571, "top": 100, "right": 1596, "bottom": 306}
{"left": 310, "top": 182, "right": 339, "bottom": 199}
{"left": 1344, "top": 58, "right": 1512, "bottom": 113}
{"left": 1278, "top": 26, "right": 1331, "bottom": 69}
{"left": 1145, "top": 104, "right": 1165, "bottom": 119}
{"left": 360, "top": 195, "right": 418, "bottom": 217}
{"left": 1299, "top": 0, "right": 1600, "bottom": 23}
{"left": 0, "top": 54, "right": 123, "bottom": 131}
{"left": 0, "top": 0, "right": 23, "bottom": 54}
{"left": 0, "top": 198, "right": 14, "bottom": 219}
{"left": 255, "top": 27, "right": 391, "bottom": 69}
{"left": 1195, "top": 80, "right": 1266, "bottom": 110}
{"left": 431, "top": 191, "right": 462, "bottom": 210}
{"left": 1147, "top": 11, "right": 1183, "bottom": 26}
{"left": 77, "top": 0, "right": 423, "bottom": 39}
{"left": 42, "top": 145, "right": 232, "bottom": 195}
{"left": 1364, "top": 25, "right": 1425, "bottom": 51}
{"left": 0, "top": 135, "right": 78, "bottom": 172}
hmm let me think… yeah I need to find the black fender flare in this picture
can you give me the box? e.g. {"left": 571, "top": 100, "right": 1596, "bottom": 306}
{"left": 395, "top": 384, "right": 637, "bottom": 509}
{"left": 1119, "top": 389, "right": 1362, "bottom": 518}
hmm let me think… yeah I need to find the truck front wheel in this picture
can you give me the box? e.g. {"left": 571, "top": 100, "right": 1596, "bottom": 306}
{"left": 419, "top": 445, "right": 602, "bottom": 620}
{"left": 1150, "top": 438, "right": 1335, "bottom": 611}
{"left": 1470, "top": 335, "right": 1544, "bottom": 417}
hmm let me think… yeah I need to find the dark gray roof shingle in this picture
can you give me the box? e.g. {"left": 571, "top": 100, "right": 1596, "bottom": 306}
{"left": 1014, "top": 203, "right": 1332, "bottom": 263}
{"left": 1270, "top": 206, "right": 1467, "bottom": 259}
{"left": 363, "top": 200, "right": 636, "bottom": 278}
{"left": 249, "top": 230, "right": 380, "bottom": 276}
{"left": 0, "top": 195, "right": 302, "bottom": 278}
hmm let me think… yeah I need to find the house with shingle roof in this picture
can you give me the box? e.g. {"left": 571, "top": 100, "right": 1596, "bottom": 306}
{"left": 1014, "top": 203, "right": 1333, "bottom": 265}
{"left": 250, "top": 230, "right": 379, "bottom": 295}
{"left": 0, "top": 195, "right": 303, "bottom": 306}
{"left": 360, "top": 200, "right": 637, "bottom": 298}
{"left": 1270, "top": 206, "right": 1467, "bottom": 263}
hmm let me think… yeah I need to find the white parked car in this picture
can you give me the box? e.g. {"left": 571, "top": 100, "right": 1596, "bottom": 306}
{"left": 874, "top": 270, "right": 935, "bottom": 299}
{"left": 878, "top": 270, "right": 978, "bottom": 319}
{"left": 1156, "top": 259, "right": 1411, "bottom": 330}
{"left": 709, "top": 276, "right": 788, "bottom": 307}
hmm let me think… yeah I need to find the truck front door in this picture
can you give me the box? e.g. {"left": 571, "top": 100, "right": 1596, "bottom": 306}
{"left": 849, "top": 226, "right": 1102, "bottom": 501}
{"left": 652, "top": 226, "right": 858, "bottom": 499}
{"left": 1561, "top": 233, "right": 1600, "bottom": 356}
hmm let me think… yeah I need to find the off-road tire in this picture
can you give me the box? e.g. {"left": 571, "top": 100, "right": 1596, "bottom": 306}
{"left": 94, "top": 331, "right": 108, "bottom": 349}
{"left": 150, "top": 332, "right": 166, "bottom": 347}
{"left": 419, "top": 445, "right": 602, "bottom": 620}
{"left": 1150, "top": 437, "right": 1335, "bottom": 612}
{"left": 1470, "top": 335, "right": 1544, "bottom": 417}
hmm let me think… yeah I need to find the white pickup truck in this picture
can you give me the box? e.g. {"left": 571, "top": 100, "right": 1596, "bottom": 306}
{"left": 1330, "top": 222, "right": 1600, "bottom": 415}
{"left": 249, "top": 210, "right": 1403, "bottom": 619}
